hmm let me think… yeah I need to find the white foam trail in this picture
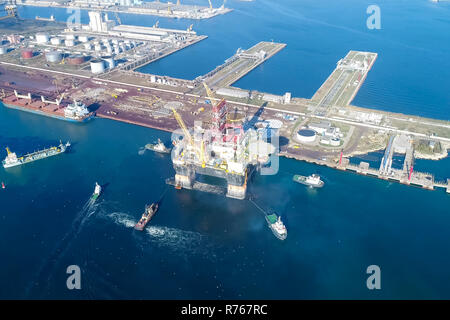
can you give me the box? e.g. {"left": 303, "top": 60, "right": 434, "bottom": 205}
{"left": 108, "top": 212, "right": 137, "bottom": 228}
{"left": 106, "top": 212, "right": 218, "bottom": 260}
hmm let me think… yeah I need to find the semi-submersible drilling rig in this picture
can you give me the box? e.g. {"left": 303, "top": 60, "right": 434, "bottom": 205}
{"left": 170, "top": 84, "right": 275, "bottom": 200}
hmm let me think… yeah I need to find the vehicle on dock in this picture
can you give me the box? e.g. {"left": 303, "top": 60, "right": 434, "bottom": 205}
{"left": 293, "top": 174, "right": 324, "bottom": 188}
{"left": 265, "top": 213, "right": 287, "bottom": 240}
{"left": 91, "top": 182, "right": 102, "bottom": 201}
{"left": 134, "top": 203, "right": 159, "bottom": 231}
{"left": 2, "top": 141, "right": 70, "bottom": 168}
{"left": 145, "top": 139, "right": 171, "bottom": 154}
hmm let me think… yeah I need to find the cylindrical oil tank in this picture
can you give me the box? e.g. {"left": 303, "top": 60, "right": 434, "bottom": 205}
{"left": 78, "top": 35, "right": 89, "bottom": 43}
{"left": 65, "top": 34, "right": 75, "bottom": 40}
{"left": 50, "top": 37, "right": 61, "bottom": 45}
{"left": 65, "top": 39, "right": 75, "bottom": 47}
{"left": 0, "top": 46, "right": 7, "bottom": 55}
{"left": 67, "top": 54, "right": 85, "bottom": 65}
{"left": 36, "top": 33, "right": 49, "bottom": 44}
{"left": 21, "top": 49, "right": 33, "bottom": 59}
{"left": 94, "top": 44, "right": 102, "bottom": 52}
{"left": 102, "top": 56, "right": 115, "bottom": 69}
{"left": 90, "top": 59, "right": 105, "bottom": 74}
{"left": 106, "top": 47, "right": 113, "bottom": 54}
{"left": 45, "top": 51, "right": 62, "bottom": 63}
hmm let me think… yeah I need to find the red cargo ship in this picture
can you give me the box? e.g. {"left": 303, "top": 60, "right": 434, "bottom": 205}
{"left": 134, "top": 203, "right": 159, "bottom": 231}
{"left": 1, "top": 91, "right": 94, "bottom": 123}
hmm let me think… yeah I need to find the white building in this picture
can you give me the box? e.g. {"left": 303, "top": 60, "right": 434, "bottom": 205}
{"left": 88, "top": 11, "right": 116, "bottom": 33}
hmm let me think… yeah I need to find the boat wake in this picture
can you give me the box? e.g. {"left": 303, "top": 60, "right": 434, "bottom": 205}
{"left": 106, "top": 211, "right": 218, "bottom": 261}
{"left": 107, "top": 211, "right": 137, "bottom": 229}
{"left": 138, "top": 147, "right": 146, "bottom": 156}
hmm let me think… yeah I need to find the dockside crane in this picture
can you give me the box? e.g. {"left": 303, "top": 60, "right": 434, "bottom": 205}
{"left": 113, "top": 11, "right": 121, "bottom": 25}
{"left": 0, "top": 3, "right": 18, "bottom": 21}
{"left": 207, "top": 0, "right": 213, "bottom": 10}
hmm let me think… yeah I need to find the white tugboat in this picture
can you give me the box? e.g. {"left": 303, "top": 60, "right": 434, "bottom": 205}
{"left": 91, "top": 182, "right": 102, "bottom": 201}
{"left": 265, "top": 213, "right": 287, "bottom": 240}
{"left": 145, "top": 139, "right": 171, "bottom": 154}
{"left": 293, "top": 174, "right": 324, "bottom": 188}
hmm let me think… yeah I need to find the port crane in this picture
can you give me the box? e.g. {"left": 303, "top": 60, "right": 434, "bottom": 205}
{"left": 113, "top": 11, "right": 121, "bottom": 25}
{"left": 207, "top": 0, "right": 213, "bottom": 10}
{"left": 0, "top": 3, "right": 17, "bottom": 21}
{"left": 172, "top": 108, "right": 194, "bottom": 147}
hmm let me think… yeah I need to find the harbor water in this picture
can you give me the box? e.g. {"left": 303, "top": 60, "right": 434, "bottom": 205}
{"left": 0, "top": 0, "right": 449, "bottom": 299}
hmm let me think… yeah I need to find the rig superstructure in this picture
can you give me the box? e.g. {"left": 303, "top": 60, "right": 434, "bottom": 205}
{"left": 170, "top": 84, "right": 274, "bottom": 199}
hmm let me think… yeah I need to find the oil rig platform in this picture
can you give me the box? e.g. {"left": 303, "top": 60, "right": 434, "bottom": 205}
{"left": 168, "top": 84, "right": 275, "bottom": 199}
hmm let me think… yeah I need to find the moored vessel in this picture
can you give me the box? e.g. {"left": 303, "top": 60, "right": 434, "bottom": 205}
{"left": 134, "top": 203, "right": 159, "bottom": 231}
{"left": 145, "top": 139, "right": 171, "bottom": 154}
{"left": 1, "top": 91, "right": 94, "bottom": 123}
{"left": 293, "top": 174, "right": 324, "bottom": 188}
{"left": 265, "top": 213, "right": 287, "bottom": 240}
{"left": 2, "top": 141, "right": 70, "bottom": 168}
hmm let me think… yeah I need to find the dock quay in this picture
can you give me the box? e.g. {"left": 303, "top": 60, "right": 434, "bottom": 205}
{"left": 195, "top": 42, "right": 287, "bottom": 93}
{"left": 0, "top": 16, "right": 448, "bottom": 197}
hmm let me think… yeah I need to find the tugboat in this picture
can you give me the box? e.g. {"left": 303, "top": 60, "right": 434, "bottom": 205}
{"left": 293, "top": 174, "right": 324, "bottom": 188}
{"left": 145, "top": 139, "right": 171, "bottom": 154}
{"left": 134, "top": 203, "right": 159, "bottom": 231}
{"left": 1, "top": 182, "right": 5, "bottom": 189}
{"left": 91, "top": 182, "right": 102, "bottom": 201}
{"left": 265, "top": 213, "right": 287, "bottom": 240}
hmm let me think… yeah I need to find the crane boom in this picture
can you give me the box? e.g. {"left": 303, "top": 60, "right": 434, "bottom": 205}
{"left": 172, "top": 108, "right": 193, "bottom": 147}
{"left": 207, "top": 0, "right": 212, "bottom": 10}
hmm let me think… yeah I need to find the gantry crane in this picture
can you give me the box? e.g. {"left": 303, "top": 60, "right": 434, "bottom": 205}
{"left": 113, "top": 11, "right": 121, "bottom": 25}
{"left": 0, "top": 4, "right": 18, "bottom": 21}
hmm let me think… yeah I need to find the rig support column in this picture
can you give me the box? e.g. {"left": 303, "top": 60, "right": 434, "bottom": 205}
{"left": 226, "top": 183, "right": 247, "bottom": 200}
{"left": 174, "top": 166, "right": 195, "bottom": 189}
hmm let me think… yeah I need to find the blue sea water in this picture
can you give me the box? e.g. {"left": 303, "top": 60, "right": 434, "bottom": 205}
{"left": 0, "top": 0, "right": 449, "bottom": 299}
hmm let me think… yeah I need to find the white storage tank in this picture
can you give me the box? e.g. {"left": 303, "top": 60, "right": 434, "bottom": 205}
{"left": 50, "top": 37, "right": 61, "bottom": 45}
{"left": 65, "top": 34, "right": 75, "bottom": 40}
{"left": 84, "top": 43, "right": 92, "bottom": 50}
{"left": 90, "top": 59, "right": 105, "bottom": 74}
{"left": 94, "top": 44, "right": 102, "bottom": 52}
{"left": 78, "top": 35, "right": 89, "bottom": 43}
{"left": 36, "top": 33, "right": 49, "bottom": 44}
{"left": 0, "top": 46, "right": 7, "bottom": 55}
{"left": 45, "top": 51, "right": 62, "bottom": 63}
{"left": 102, "top": 56, "right": 115, "bottom": 69}
{"left": 65, "top": 39, "right": 75, "bottom": 47}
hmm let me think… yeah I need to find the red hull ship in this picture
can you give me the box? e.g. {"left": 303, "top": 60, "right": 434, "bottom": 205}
{"left": 134, "top": 203, "right": 159, "bottom": 231}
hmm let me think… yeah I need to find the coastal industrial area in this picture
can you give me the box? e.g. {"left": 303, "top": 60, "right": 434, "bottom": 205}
{"left": 0, "top": 2, "right": 449, "bottom": 202}
{"left": 15, "top": 0, "right": 232, "bottom": 20}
